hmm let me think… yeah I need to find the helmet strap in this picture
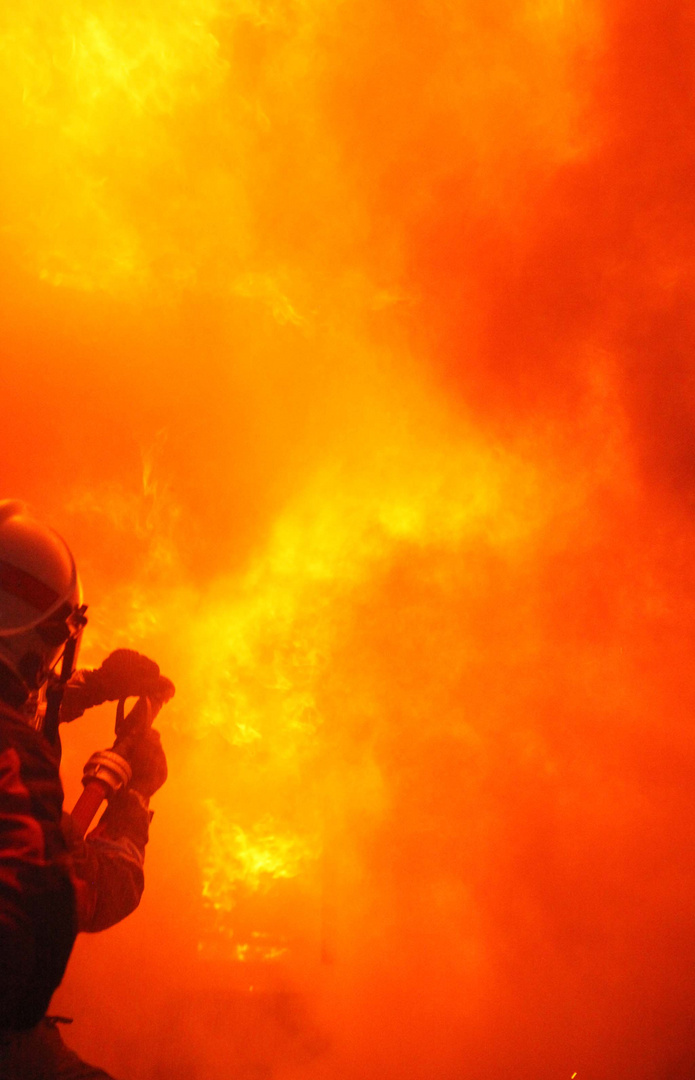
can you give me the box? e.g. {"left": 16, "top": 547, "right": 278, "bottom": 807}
{"left": 42, "top": 633, "right": 80, "bottom": 745}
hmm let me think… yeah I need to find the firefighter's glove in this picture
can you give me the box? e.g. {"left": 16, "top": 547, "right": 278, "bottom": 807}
{"left": 60, "top": 649, "right": 172, "bottom": 724}
{"left": 125, "top": 727, "right": 168, "bottom": 799}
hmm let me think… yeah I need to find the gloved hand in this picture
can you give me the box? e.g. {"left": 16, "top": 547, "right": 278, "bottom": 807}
{"left": 123, "top": 727, "right": 168, "bottom": 799}
{"left": 60, "top": 649, "right": 175, "bottom": 724}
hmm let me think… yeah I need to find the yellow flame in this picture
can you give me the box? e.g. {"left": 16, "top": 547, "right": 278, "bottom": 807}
{"left": 182, "top": 422, "right": 548, "bottom": 755}
{"left": 201, "top": 800, "right": 321, "bottom": 908}
{"left": 0, "top": 0, "right": 231, "bottom": 290}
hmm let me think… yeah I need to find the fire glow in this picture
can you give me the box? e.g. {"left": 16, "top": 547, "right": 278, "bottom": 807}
{"left": 2, "top": 0, "right": 695, "bottom": 1077}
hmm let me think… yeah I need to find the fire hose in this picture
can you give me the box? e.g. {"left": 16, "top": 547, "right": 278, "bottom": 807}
{"left": 70, "top": 694, "right": 162, "bottom": 838}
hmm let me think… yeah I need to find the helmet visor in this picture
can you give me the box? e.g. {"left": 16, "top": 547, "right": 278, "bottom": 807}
{"left": 0, "top": 558, "right": 78, "bottom": 636}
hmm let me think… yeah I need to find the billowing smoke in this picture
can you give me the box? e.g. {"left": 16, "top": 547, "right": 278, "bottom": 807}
{"left": 2, "top": 0, "right": 695, "bottom": 1077}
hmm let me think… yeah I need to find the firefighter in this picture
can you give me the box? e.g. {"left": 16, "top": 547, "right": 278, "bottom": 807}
{"left": 0, "top": 500, "right": 173, "bottom": 1079}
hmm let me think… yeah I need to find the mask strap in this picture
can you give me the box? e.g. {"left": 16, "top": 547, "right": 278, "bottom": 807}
{"left": 42, "top": 605, "right": 88, "bottom": 747}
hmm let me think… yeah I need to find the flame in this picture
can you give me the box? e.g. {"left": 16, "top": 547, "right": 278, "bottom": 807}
{"left": 0, "top": 0, "right": 230, "bottom": 290}
{"left": 201, "top": 801, "right": 320, "bottom": 903}
{"left": 0, "top": 0, "right": 603, "bottom": 295}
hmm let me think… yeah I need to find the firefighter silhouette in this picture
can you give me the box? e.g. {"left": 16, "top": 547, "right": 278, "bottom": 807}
{"left": 0, "top": 500, "right": 173, "bottom": 1079}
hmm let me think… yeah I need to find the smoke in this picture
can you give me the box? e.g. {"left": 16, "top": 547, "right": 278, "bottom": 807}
{"left": 2, "top": 0, "right": 695, "bottom": 1077}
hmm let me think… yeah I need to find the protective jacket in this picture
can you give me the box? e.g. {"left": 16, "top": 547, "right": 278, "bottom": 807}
{"left": 64, "top": 788, "right": 150, "bottom": 934}
{"left": 0, "top": 702, "right": 150, "bottom": 1031}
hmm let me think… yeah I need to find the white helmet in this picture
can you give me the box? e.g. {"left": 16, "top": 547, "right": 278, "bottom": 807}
{"left": 0, "top": 500, "right": 87, "bottom": 724}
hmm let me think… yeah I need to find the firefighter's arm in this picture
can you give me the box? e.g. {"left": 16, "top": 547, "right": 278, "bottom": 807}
{"left": 59, "top": 650, "right": 166, "bottom": 724}
{"left": 65, "top": 728, "right": 167, "bottom": 933}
